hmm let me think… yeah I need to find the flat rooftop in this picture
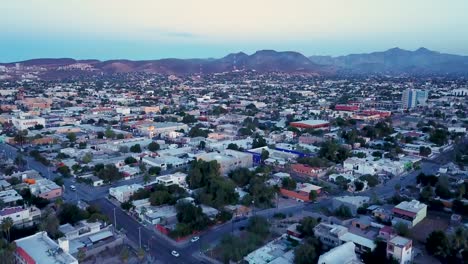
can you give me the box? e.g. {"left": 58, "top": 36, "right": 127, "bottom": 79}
{"left": 15, "top": 232, "right": 78, "bottom": 264}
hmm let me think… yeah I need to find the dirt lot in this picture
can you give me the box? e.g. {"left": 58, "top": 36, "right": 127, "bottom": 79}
{"left": 410, "top": 214, "right": 450, "bottom": 243}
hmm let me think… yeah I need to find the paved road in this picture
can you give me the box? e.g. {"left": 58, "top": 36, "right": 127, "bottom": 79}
{"left": 91, "top": 197, "right": 306, "bottom": 264}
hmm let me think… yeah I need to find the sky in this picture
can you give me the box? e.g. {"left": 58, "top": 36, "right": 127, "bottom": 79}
{"left": 1, "top": 0, "right": 468, "bottom": 62}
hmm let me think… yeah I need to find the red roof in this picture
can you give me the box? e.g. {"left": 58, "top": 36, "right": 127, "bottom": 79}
{"left": 16, "top": 246, "right": 36, "bottom": 264}
{"left": 392, "top": 208, "right": 417, "bottom": 218}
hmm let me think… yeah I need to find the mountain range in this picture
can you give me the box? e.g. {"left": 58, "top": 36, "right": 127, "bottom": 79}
{"left": 2, "top": 47, "right": 468, "bottom": 78}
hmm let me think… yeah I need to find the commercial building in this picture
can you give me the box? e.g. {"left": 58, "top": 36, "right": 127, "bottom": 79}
{"left": 11, "top": 114, "right": 46, "bottom": 130}
{"left": 386, "top": 236, "right": 413, "bottom": 264}
{"left": 109, "top": 184, "right": 144, "bottom": 203}
{"left": 392, "top": 200, "right": 427, "bottom": 228}
{"left": 14, "top": 231, "right": 78, "bottom": 264}
{"left": 289, "top": 119, "right": 330, "bottom": 130}
{"left": 401, "top": 89, "right": 428, "bottom": 109}
{"left": 196, "top": 149, "right": 253, "bottom": 175}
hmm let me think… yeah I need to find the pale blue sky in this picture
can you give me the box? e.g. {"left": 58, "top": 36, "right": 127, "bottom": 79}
{"left": 1, "top": 0, "right": 467, "bottom": 62}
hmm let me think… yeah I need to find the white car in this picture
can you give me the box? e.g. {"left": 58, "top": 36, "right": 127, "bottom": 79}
{"left": 70, "top": 185, "right": 76, "bottom": 191}
{"left": 191, "top": 236, "right": 200, "bottom": 242}
{"left": 171, "top": 250, "right": 180, "bottom": 257}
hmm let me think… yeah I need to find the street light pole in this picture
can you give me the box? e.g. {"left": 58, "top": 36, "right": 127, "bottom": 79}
{"left": 138, "top": 227, "right": 142, "bottom": 249}
{"left": 113, "top": 208, "right": 117, "bottom": 231}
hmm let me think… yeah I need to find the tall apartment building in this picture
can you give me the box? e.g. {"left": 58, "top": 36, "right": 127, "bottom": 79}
{"left": 401, "top": 89, "right": 428, "bottom": 109}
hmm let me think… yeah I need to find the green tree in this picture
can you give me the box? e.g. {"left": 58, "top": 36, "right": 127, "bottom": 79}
{"left": 309, "top": 190, "right": 318, "bottom": 202}
{"left": 148, "top": 141, "right": 160, "bottom": 152}
{"left": 148, "top": 166, "right": 161, "bottom": 175}
{"left": 260, "top": 149, "right": 270, "bottom": 162}
{"left": 82, "top": 152, "right": 93, "bottom": 164}
{"left": 77, "top": 248, "right": 86, "bottom": 262}
{"left": 39, "top": 210, "right": 61, "bottom": 239}
{"left": 419, "top": 146, "right": 432, "bottom": 157}
{"left": 124, "top": 156, "right": 137, "bottom": 164}
{"left": 334, "top": 205, "right": 352, "bottom": 218}
{"left": 137, "top": 248, "right": 145, "bottom": 261}
{"left": 130, "top": 144, "right": 142, "bottom": 153}
{"left": 394, "top": 222, "right": 410, "bottom": 236}
{"left": 294, "top": 239, "right": 318, "bottom": 264}
{"left": 119, "top": 247, "right": 130, "bottom": 263}
{"left": 57, "top": 165, "right": 71, "bottom": 177}
{"left": 318, "top": 140, "right": 350, "bottom": 163}
{"left": 297, "top": 217, "right": 319, "bottom": 237}
{"left": 252, "top": 135, "right": 267, "bottom": 149}
{"left": 1, "top": 218, "right": 13, "bottom": 242}
{"left": 282, "top": 178, "right": 297, "bottom": 190}
{"left": 66, "top": 132, "right": 77, "bottom": 142}
{"left": 104, "top": 127, "right": 115, "bottom": 139}
{"left": 227, "top": 143, "right": 240, "bottom": 151}
{"left": 426, "top": 231, "right": 451, "bottom": 260}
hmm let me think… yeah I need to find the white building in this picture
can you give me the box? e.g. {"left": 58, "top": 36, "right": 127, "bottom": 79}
{"left": 386, "top": 236, "right": 413, "bottom": 264}
{"left": 314, "top": 223, "right": 376, "bottom": 254}
{"left": 0, "top": 206, "right": 41, "bottom": 225}
{"left": 14, "top": 232, "right": 78, "bottom": 264}
{"left": 318, "top": 241, "right": 362, "bottom": 264}
{"left": 244, "top": 234, "right": 295, "bottom": 264}
{"left": 401, "top": 89, "right": 428, "bottom": 109}
{"left": 109, "top": 183, "right": 144, "bottom": 203}
{"left": 196, "top": 149, "right": 253, "bottom": 175}
{"left": 11, "top": 114, "right": 46, "bottom": 130}
{"left": 142, "top": 155, "right": 190, "bottom": 171}
{"left": 392, "top": 200, "right": 427, "bottom": 228}
{"left": 0, "top": 189, "right": 23, "bottom": 204}
{"left": 154, "top": 172, "right": 187, "bottom": 187}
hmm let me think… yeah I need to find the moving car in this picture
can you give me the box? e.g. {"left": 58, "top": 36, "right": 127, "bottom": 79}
{"left": 70, "top": 185, "right": 76, "bottom": 191}
{"left": 191, "top": 236, "right": 199, "bottom": 242}
{"left": 171, "top": 250, "right": 180, "bottom": 257}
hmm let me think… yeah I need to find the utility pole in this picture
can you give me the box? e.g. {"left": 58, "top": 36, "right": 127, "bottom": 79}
{"left": 138, "top": 227, "right": 142, "bottom": 249}
{"left": 113, "top": 208, "right": 117, "bottom": 231}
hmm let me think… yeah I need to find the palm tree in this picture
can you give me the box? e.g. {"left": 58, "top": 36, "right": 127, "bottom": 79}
{"left": 77, "top": 248, "right": 86, "bottom": 262}
{"left": 1, "top": 217, "right": 14, "bottom": 242}
{"left": 137, "top": 248, "right": 145, "bottom": 261}
{"left": 120, "top": 247, "right": 129, "bottom": 263}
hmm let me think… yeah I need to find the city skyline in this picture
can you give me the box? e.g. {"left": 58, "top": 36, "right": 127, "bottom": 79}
{"left": 2, "top": 0, "right": 468, "bottom": 62}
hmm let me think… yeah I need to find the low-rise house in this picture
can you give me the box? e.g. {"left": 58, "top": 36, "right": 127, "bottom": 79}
{"left": 280, "top": 183, "right": 322, "bottom": 202}
{"left": 391, "top": 200, "right": 427, "bottom": 228}
{"left": 0, "top": 206, "right": 41, "bottom": 225}
{"left": 314, "top": 223, "right": 376, "bottom": 254}
{"left": 109, "top": 183, "right": 143, "bottom": 203}
{"left": 386, "top": 236, "right": 413, "bottom": 264}
{"left": 291, "top": 163, "right": 325, "bottom": 178}
{"left": 0, "top": 189, "right": 23, "bottom": 205}
{"left": 154, "top": 172, "right": 187, "bottom": 188}
{"left": 29, "top": 179, "right": 63, "bottom": 200}
{"left": 332, "top": 196, "right": 370, "bottom": 216}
